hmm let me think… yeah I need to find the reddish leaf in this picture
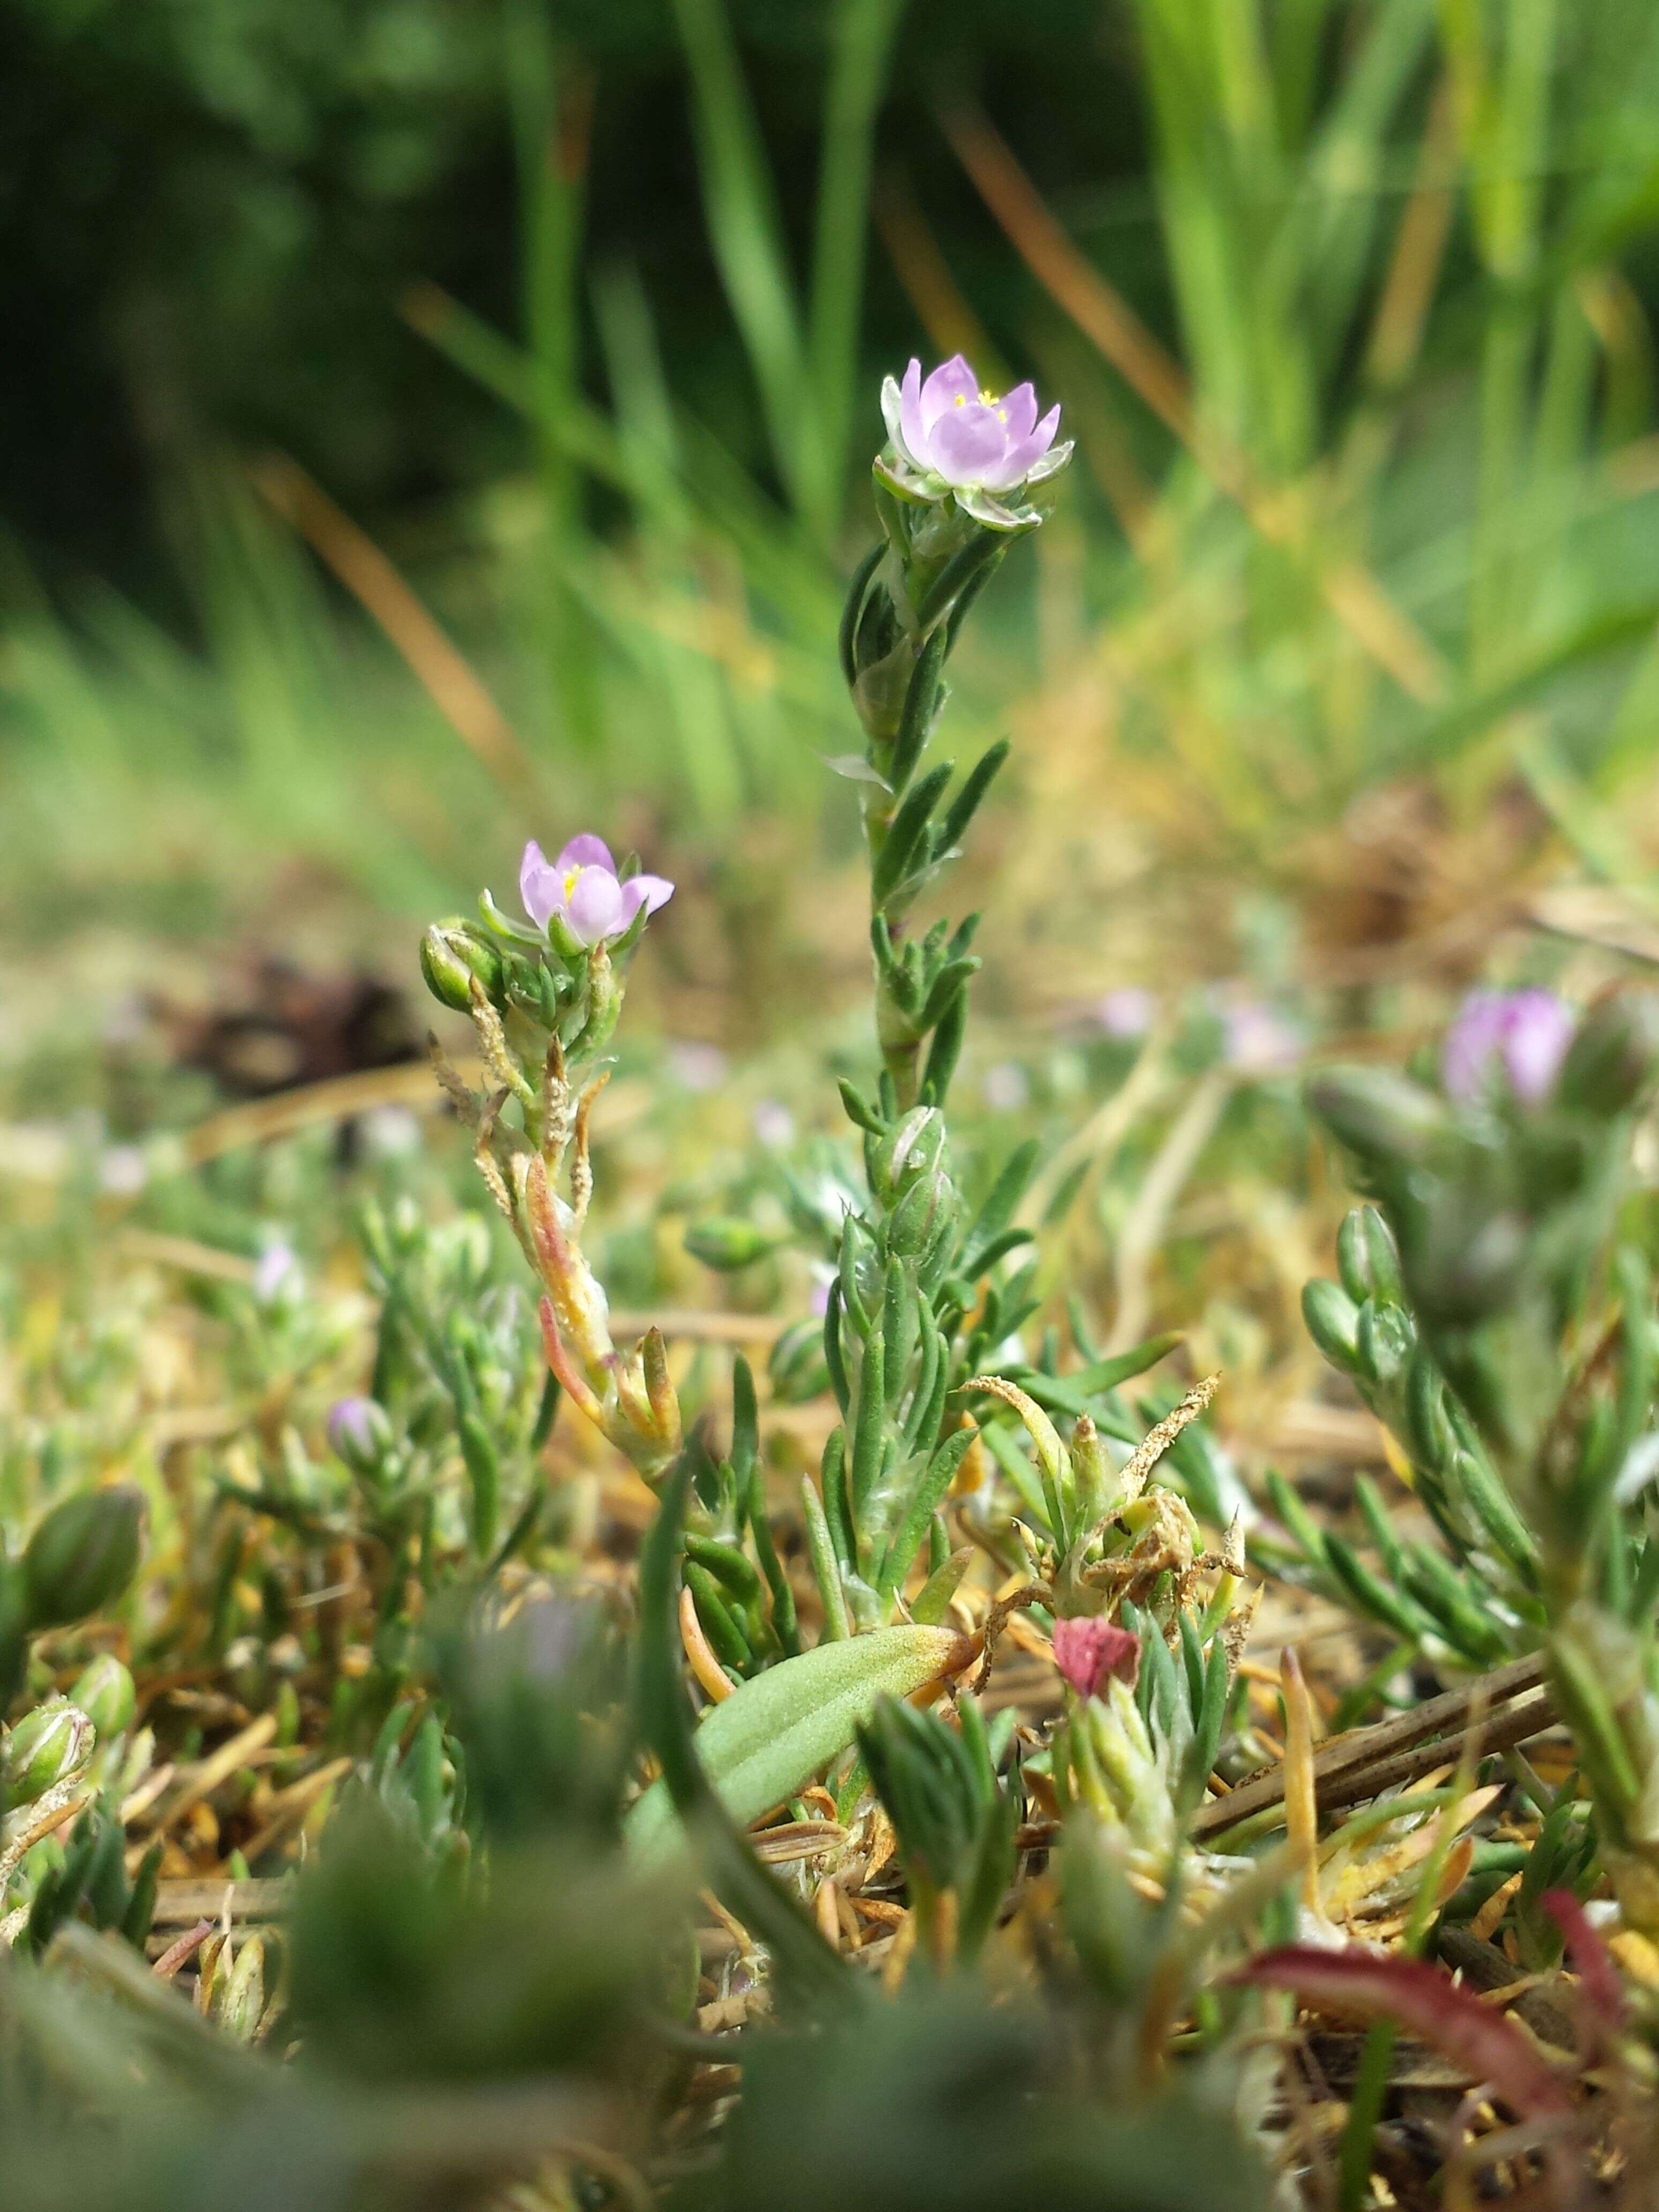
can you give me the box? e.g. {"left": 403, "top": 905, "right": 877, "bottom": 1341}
{"left": 1234, "top": 1945, "right": 1573, "bottom": 2117}
{"left": 1540, "top": 1889, "right": 1626, "bottom": 2034}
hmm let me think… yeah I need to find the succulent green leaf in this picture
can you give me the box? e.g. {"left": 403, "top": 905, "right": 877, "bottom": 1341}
{"left": 626, "top": 1619, "right": 970, "bottom": 1866}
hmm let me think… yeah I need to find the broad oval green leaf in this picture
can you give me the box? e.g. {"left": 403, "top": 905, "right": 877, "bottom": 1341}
{"left": 625, "top": 1621, "right": 969, "bottom": 1866}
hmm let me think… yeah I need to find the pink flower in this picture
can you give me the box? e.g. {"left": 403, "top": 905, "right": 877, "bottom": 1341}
{"left": 519, "top": 835, "right": 673, "bottom": 948}
{"left": 881, "top": 355, "right": 1069, "bottom": 496}
{"left": 1442, "top": 989, "right": 1573, "bottom": 1106}
{"left": 252, "top": 1241, "right": 300, "bottom": 1305}
{"left": 1098, "top": 987, "right": 1155, "bottom": 1040}
{"left": 667, "top": 1040, "right": 727, "bottom": 1092}
{"left": 1051, "top": 1614, "right": 1141, "bottom": 1700}
{"left": 1218, "top": 996, "right": 1303, "bottom": 1077}
{"left": 752, "top": 1099, "right": 795, "bottom": 1149}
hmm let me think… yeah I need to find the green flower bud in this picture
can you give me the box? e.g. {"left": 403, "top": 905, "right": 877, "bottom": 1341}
{"left": 1355, "top": 1300, "right": 1414, "bottom": 1393}
{"left": 1335, "top": 1206, "right": 1403, "bottom": 1308}
{"left": 327, "top": 1395, "right": 395, "bottom": 1475}
{"left": 571, "top": 940, "right": 624, "bottom": 1056}
{"left": 684, "top": 1217, "right": 776, "bottom": 1272}
{"left": 199, "top": 1932, "right": 269, "bottom": 2042}
{"left": 68, "top": 1654, "right": 136, "bottom": 1739}
{"left": 886, "top": 1168, "right": 956, "bottom": 1261}
{"left": 871, "top": 1107, "right": 948, "bottom": 1207}
{"left": 23, "top": 1487, "right": 145, "bottom": 1631}
{"left": 1301, "top": 1279, "right": 1361, "bottom": 1371}
{"left": 1558, "top": 992, "right": 1659, "bottom": 1117}
{"left": 420, "top": 921, "right": 504, "bottom": 1014}
{"left": 1308, "top": 1067, "right": 1448, "bottom": 1168}
{"left": 4, "top": 1699, "right": 94, "bottom": 1800}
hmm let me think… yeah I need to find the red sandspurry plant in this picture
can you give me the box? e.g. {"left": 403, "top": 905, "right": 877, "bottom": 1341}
{"left": 11, "top": 360, "right": 1659, "bottom": 2212}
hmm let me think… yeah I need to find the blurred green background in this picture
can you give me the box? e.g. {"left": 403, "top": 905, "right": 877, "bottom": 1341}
{"left": 8, "top": 0, "right": 1659, "bottom": 1025}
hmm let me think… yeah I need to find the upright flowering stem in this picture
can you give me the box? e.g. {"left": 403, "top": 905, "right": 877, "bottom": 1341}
{"left": 420, "top": 831, "right": 683, "bottom": 1481}
{"left": 841, "top": 353, "right": 1070, "bottom": 1109}
{"left": 771, "top": 356, "right": 1074, "bottom": 1641}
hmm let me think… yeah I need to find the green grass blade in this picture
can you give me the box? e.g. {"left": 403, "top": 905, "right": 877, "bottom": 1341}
{"left": 809, "top": 0, "right": 907, "bottom": 501}
{"left": 670, "top": 0, "right": 821, "bottom": 529}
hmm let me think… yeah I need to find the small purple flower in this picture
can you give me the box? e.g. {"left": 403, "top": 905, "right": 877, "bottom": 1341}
{"left": 881, "top": 355, "right": 1070, "bottom": 503}
{"left": 667, "top": 1040, "right": 728, "bottom": 1093}
{"left": 1443, "top": 989, "right": 1574, "bottom": 1107}
{"left": 1098, "top": 987, "right": 1155, "bottom": 1040}
{"left": 752, "top": 1100, "right": 795, "bottom": 1150}
{"left": 1219, "top": 998, "right": 1303, "bottom": 1078}
{"left": 519, "top": 835, "right": 673, "bottom": 948}
{"left": 252, "top": 1242, "right": 300, "bottom": 1305}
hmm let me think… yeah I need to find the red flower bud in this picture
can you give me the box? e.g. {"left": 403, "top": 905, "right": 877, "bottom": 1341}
{"left": 1051, "top": 1614, "right": 1140, "bottom": 1700}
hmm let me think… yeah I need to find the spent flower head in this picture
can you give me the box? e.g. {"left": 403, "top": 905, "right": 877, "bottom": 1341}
{"left": 520, "top": 835, "right": 673, "bottom": 948}
{"left": 1442, "top": 987, "right": 1574, "bottom": 1106}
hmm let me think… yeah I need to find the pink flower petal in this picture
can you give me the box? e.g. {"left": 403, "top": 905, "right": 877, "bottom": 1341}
{"left": 899, "top": 358, "right": 927, "bottom": 470}
{"left": 520, "top": 840, "right": 563, "bottom": 927}
{"left": 556, "top": 833, "right": 615, "bottom": 876}
{"left": 619, "top": 872, "right": 675, "bottom": 924}
{"left": 1051, "top": 1615, "right": 1142, "bottom": 1700}
{"left": 566, "top": 866, "right": 627, "bottom": 945}
{"left": 1502, "top": 991, "right": 1574, "bottom": 1104}
{"left": 1443, "top": 988, "right": 1574, "bottom": 1105}
{"left": 926, "top": 401, "right": 1015, "bottom": 487}
{"left": 980, "top": 402, "right": 1062, "bottom": 491}
{"left": 918, "top": 354, "right": 981, "bottom": 436}
{"left": 1234, "top": 1946, "right": 1573, "bottom": 2117}
{"left": 999, "top": 381, "right": 1038, "bottom": 443}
